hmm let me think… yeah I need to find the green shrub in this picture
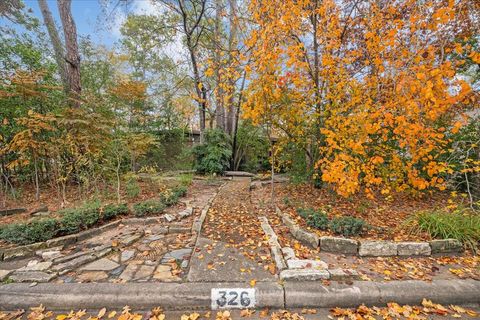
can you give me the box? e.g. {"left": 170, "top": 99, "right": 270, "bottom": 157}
{"left": 173, "top": 185, "right": 187, "bottom": 197}
{"left": 24, "top": 219, "right": 59, "bottom": 243}
{"left": 133, "top": 200, "right": 166, "bottom": 217}
{"left": 329, "top": 216, "right": 366, "bottom": 237}
{"left": 126, "top": 178, "right": 140, "bottom": 198}
{"left": 307, "top": 212, "right": 330, "bottom": 230}
{"left": 193, "top": 129, "right": 232, "bottom": 175}
{"left": 0, "top": 223, "right": 28, "bottom": 244}
{"left": 0, "top": 219, "right": 58, "bottom": 245}
{"left": 161, "top": 185, "right": 188, "bottom": 206}
{"left": 410, "top": 209, "right": 480, "bottom": 250}
{"left": 235, "top": 120, "right": 270, "bottom": 172}
{"left": 179, "top": 173, "right": 193, "bottom": 186}
{"left": 103, "top": 203, "right": 129, "bottom": 220}
{"left": 59, "top": 206, "right": 101, "bottom": 234}
{"left": 296, "top": 208, "right": 316, "bottom": 219}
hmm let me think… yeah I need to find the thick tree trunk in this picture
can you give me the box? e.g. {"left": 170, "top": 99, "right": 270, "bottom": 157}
{"left": 38, "top": 0, "right": 68, "bottom": 93}
{"left": 58, "top": 0, "right": 81, "bottom": 108}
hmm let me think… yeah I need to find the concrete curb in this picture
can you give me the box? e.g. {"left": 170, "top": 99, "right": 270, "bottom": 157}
{"left": 0, "top": 280, "right": 479, "bottom": 310}
{"left": 0, "top": 282, "right": 283, "bottom": 310}
{"left": 284, "top": 279, "right": 480, "bottom": 308}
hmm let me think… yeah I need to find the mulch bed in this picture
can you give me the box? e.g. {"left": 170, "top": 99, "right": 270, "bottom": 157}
{"left": 254, "top": 183, "right": 456, "bottom": 241}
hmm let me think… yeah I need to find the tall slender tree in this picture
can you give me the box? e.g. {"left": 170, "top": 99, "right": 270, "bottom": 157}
{"left": 58, "top": 0, "right": 81, "bottom": 107}
{"left": 38, "top": 0, "right": 68, "bottom": 93}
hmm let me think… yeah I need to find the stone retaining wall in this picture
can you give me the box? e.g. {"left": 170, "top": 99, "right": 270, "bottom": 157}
{"left": 275, "top": 207, "right": 463, "bottom": 257}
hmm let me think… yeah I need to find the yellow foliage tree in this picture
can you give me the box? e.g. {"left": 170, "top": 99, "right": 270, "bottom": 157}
{"left": 245, "top": 0, "right": 479, "bottom": 197}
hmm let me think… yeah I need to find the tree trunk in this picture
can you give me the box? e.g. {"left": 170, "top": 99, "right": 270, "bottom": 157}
{"left": 230, "top": 71, "right": 246, "bottom": 169}
{"left": 34, "top": 155, "right": 40, "bottom": 201}
{"left": 38, "top": 0, "right": 68, "bottom": 93}
{"left": 177, "top": 0, "right": 207, "bottom": 143}
{"left": 214, "top": 0, "right": 225, "bottom": 131}
{"left": 116, "top": 153, "right": 121, "bottom": 204}
{"left": 225, "top": 0, "right": 239, "bottom": 136}
{"left": 58, "top": 0, "right": 81, "bottom": 108}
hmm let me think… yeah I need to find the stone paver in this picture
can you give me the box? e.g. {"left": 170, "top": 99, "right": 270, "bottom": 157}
{"left": 9, "top": 271, "right": 57, "bottom": 282}
{"left": 119, "top": 264, "right": 138, "bottom": 281}
{"left": 280, "top": 269, "right": 330, "bottom": 281}
{"left": 286, "top": 259, "right": 328, "bottom": 270}
{"left": 133, "top": 265, "right": 155, "bottom": 281}
{"left": 77, "top": 271, "right": 108, "bottom": 282}
{"left": 79, "top": 258, "right": 119, "bottom": 271}
{"left": 121, "top": 250, "right": 135, "bottom": 262}
{"left": 0, "top": 269, "right": 13, "bottom": 281}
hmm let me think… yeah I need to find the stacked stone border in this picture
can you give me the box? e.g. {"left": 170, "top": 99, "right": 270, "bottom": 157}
{"left": 275, "top": 207, "right": 464, "bottom": 257}
{"left": 259, "top": 215, "right": 360, "bottom": 282}
{"left": 0, "top": 204, "right": 204, "bottom": 262}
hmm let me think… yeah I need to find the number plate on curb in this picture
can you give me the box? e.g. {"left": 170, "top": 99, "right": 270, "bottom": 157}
{"left": 211, "top": 288, "right": 256, "bottom": 309}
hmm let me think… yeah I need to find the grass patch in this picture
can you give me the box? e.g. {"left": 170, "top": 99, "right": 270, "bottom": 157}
{"left": 408, "top": 209, "right": 480, "bottom": 250}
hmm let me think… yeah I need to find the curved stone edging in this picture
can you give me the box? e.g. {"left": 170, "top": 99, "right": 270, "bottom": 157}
{"left": 275, "top": 206, "right": 464, "bottom": 257}
{"left": 259, "top": 214, "right": 360, "bottom": 282}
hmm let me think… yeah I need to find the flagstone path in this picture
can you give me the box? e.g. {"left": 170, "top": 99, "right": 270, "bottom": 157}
{"left": 0, "top": 180, "right": 221, "bottom": 284}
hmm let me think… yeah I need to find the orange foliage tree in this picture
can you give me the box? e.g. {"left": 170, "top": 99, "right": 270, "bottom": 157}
{"left": 244, "top": 0, "right": 479, "bottom": 197}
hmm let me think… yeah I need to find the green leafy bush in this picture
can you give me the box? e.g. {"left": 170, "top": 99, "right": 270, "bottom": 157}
{"left": 296, "top": 208, "right": 316, "bottom": 219}
{"left": 193, "top": 129, "right": 232, "bottom": 174}
{"left": 103, "top": 203, "right": 129, "bottom": 220}
{"left": 133, "top": 200, "right": 166, "bottom": 217}
{"left": 306, "top": 212, "right": 330, "bottom": 230}
{"left": 0, "top": 219, "right": 58, "bottom": 245}
{"left": 234, "top": 120, "right": 270, "bottom": 172}
{"left": 173, "top": 185, "right": 187, "bottom": 197}
{"left": 410, "top": 209, "right": 480, "bottom": 250}
{"left": 59, "top": 206, "right": 101, "bottom": 234}
{"left": 161, "top": 185, "right": 188, "bottom": 206}
{"left": 329, "top": 216, "right": 366, "bottom": 237}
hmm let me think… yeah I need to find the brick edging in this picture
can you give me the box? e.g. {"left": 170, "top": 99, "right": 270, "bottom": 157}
{"left": 275, "top": 206, "right": 464, "bottom": 257}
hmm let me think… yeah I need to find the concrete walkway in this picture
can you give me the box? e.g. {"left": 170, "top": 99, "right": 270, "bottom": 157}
{"left": 188, "top": 178, "right": 275, "bottom": 282}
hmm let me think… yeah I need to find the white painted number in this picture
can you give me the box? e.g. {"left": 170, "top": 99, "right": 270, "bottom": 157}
{"left": 211, "top": 288, "right": 256, "bottom": 309}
